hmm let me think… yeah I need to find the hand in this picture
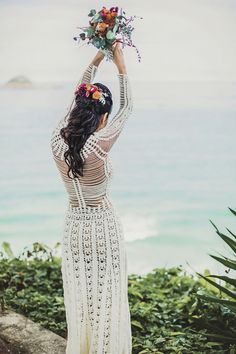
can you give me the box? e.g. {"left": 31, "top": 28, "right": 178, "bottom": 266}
{"left": 112, "top": 42, "right": 127, "bottom": 74}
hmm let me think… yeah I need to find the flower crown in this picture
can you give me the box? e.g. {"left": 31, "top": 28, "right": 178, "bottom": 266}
{"left": 74, "top": 82, "right": 108, "bottom": 105}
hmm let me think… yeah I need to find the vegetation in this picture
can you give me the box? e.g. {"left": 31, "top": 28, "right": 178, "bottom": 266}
{"left": 0, "top": 207, "right": 235, "bottom": 353}
{"left": 195, "top": 207, "right": 236, "bottom": 347}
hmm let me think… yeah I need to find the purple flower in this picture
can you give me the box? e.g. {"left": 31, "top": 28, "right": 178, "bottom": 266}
{"left": 110, "top": 6, "right": 118, "bottom": 12}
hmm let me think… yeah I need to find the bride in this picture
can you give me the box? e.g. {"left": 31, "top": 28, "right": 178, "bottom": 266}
{"left": 50, "top": 42, "right": 133, "bottom": 353}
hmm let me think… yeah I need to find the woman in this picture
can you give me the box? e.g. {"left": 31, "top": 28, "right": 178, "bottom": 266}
{"left": 50, "top": 42, "right": 133, "bottom": 354}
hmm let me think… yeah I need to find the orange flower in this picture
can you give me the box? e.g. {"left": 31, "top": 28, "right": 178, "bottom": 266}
{"left": 86, "top": 83, "right": 92, "bottom": 90}
{"left": 97, "top": 22, "right": 108, "bottom": 32}
{"left": 105, "top": 13, "right": 112, "bottom": 21}
{"left": 92, "top": 91, "right": 102, "bottom": 99}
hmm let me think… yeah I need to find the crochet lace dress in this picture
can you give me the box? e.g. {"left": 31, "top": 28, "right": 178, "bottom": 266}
{"left": 50, "top": 63, "right": 133, "bottom": 354}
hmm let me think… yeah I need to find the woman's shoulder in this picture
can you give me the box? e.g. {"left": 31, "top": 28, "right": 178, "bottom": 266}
{"left": 80, "top": 133, "right": 108, "bottom": 160}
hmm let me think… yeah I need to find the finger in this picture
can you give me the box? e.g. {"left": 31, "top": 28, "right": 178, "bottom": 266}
{"left": 114, "top": 42, "right": 119, "bottom": 51}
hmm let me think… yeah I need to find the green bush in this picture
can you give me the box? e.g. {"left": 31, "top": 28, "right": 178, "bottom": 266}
{"left": 0, "top": 242, "right": 235, "bottom": 353}
{"left": 0, "top": 242, "right": 66, "bottom": 335}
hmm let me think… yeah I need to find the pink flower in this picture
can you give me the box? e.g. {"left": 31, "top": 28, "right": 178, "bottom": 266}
{"left": 90, "top": 86, "right": 97, "bottom": 93}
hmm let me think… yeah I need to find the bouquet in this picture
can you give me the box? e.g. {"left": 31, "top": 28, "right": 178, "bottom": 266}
{"left": 73, "top": 6, "right": 143, "bottom": 62}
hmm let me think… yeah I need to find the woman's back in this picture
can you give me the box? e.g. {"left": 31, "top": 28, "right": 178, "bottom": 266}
{"left": 51, "top": 133, "right": 113, "bottom": 208}
{"left": 50, "top": 63, "right": 133, "bottom": 209}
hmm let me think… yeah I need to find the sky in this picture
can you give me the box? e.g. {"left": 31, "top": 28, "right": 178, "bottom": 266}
{"left": 0, "top": 0, "right": 236, "bottom": 83}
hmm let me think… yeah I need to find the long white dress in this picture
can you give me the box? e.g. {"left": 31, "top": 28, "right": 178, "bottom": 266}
{"left": 50, "top": 63, "right": 133, "bottom": 354}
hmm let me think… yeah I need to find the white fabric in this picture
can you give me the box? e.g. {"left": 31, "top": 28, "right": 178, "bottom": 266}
{"left": 50, "top": 63, "right": 133, "bottom": 354}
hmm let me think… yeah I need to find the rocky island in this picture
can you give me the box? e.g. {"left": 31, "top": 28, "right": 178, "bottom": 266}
{"left": 4, "top": 75, "right": 33, "bottom": 88}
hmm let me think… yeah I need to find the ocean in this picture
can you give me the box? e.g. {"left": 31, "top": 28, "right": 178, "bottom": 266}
{"left": 0, "top": 79, "right": 235, "bottom": 276}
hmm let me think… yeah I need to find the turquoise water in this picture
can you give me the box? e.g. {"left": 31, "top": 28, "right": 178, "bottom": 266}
{"left": 0, "top": 80, "right": 235, "bottom": 276}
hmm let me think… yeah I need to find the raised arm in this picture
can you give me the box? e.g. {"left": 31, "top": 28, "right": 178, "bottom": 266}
{"left": 51, "top": 50, "right": 105, "bottom": 135}
{"left": 93, "top": 43, "right": 133, "bottom": 153}
{"left": 50, "top": 51, "right": 105, "bottom": 157}
{"left": 93, "top": 72, "right": 133, "bottom": 152}
{"left": 63, "top": 50, "right": 105, "bottom": 121}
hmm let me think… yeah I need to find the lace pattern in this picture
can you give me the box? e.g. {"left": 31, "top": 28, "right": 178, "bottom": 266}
{"left": 50, "top": 63, "right": 133, "bottom": 353}
{"left": 61, "top": 204, "right": 132, "bottom": 353}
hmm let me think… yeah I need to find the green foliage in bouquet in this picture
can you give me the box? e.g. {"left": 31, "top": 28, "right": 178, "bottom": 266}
{"left": 73, "top": 6, "right": 143, "bottom": 62}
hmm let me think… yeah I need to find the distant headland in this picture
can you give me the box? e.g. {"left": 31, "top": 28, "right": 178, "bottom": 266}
{"left": 4, "top": 75, "right": 33, "bottom": 88}
{"left": 2, "top": 75, "right": 64, "bottom": 89}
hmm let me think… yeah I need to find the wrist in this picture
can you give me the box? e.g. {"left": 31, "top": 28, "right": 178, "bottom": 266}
{"left": 91, "top": 51, "right": 105, "bottom": 67}
{"left": 117, "top": 65, "right": 127, "bottom": 75}
{"left": 91, "top": 58, "right": 102, "bottom": 67}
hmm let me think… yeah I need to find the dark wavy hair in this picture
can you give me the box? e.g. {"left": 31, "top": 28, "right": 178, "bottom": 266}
{"left": 60, "top": 82, "right": 113, "bottom": 179}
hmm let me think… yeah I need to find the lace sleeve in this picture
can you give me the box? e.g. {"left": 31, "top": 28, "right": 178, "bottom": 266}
{"left": 93, "top": 73, "right": 133, "bottom": 153}
{"left": 50, "top": 63, "right": 98, "bottom": 157}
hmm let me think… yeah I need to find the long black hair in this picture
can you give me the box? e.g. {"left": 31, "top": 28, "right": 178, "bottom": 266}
{"left": 60, "top": 83, "right": 113, "bottom": 179}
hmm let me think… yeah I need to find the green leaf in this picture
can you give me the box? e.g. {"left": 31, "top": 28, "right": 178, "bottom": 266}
{"left": 92, "top": 13, "right": 101, "bottom": 22}
{"left": 155, "top": 337, "right": 166, "bottom": 344}
{"left": 84, "top": 27, "right": 95, "bottom": 37}
{"left": 207, "top": 274, "right": 236, "bottom": 288}
{"left": 196, "top": 272, "right": 236, "bottom": 299}
{"left": 196, "top": 290, "right": 236, "bottom": 313}
{"left": 209, "top": 219, "right": 219, "bottom": 232}
{"left": 206, "top": 341, "right": 227, "bottom": 347}
{"left": 1, "top": 242, "right": 14, "bottom": 259}
{"left": 205, "top": 332, "right": 236, "bottom": 344}
{"left": 112, "top": 23, "right": 119, "bottom": 34}
{"left": 54, "top": 242, "right": 61, "bottom": 249}
{"left": 228, "top": 207, "right": 236, "bottom": 217}
{"left": 91, "top": 37, "right": 102, "bottom": 49}
{"left": 88, "top": 9, "right": 96, "bottom": 17}
{"left": 128, "top": 287, "right": 143, "bottom": 299}
{"left": 169, "top": 331, "right": 184, "bottom": 336}
{"left": 131, "top": 320, "right": 143, "bottom": 329}
{"left": 106, "top": 30, "right": 116, "bottom": 40}
{"left": 209, "top": 254, "right": 236, "bottom": 271}
{"left": 216, "top": 231, "right": 236, "bottom": 253}
{"left": 226, "top": 227, "right": 236, "bottom": 240}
